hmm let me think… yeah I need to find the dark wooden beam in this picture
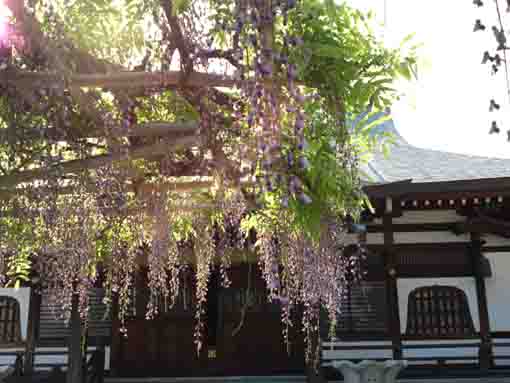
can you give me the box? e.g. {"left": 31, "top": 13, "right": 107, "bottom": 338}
{"left": 364, "top": 177, "right": 510, "bottom": 200}
{"left": 453, "top": 208, "right": 510, "bottom": 238}
{"left": 367, "top": 222, "right": 460, "bottom": 233}
{"left": 23, "top": 288, "right": 41, "bottom": 375}
{"left": 382, "top": 201, "right": 403, "bottom": 360}
{"left": 367, "top": 242, "right": 470, "bottom": 252}
{"left": 482, "top": 245, "right": 510, "bottom": 252}
{"left": 470, "top": 233, "right": 493, "bottom": 372}
{"left": 375, "top": 242, "right": 475, "bottom": 278}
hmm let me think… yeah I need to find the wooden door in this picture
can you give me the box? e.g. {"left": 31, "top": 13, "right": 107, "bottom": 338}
{"left": 215, "top": 265, "right": 305, "bottom": 376}
{"left": 113, "top": 264, "right": 305, "bottom": 377}
{"left": 114, "top": 269, "right": 206, "bottom": 377}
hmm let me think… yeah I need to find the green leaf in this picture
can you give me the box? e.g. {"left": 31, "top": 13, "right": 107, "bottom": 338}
{"left": 172, "top": 0, "right": 191, "bottom": 15}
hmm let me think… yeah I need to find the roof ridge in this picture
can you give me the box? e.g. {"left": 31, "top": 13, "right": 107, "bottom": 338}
{"left": 393, "top": 140, "right": 510, "bottom": 161}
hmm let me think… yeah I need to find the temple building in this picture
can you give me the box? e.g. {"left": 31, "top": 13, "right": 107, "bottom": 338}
{"left": 1, "top": 120, "right": 510, "bottom": 380}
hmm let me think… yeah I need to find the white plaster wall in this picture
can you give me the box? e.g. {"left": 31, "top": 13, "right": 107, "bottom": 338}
{"left": 482, "top": 234, "right": 510, "bottom": 247}
{"left": 372, "top": 210, "right": 464, "bottom": 225}
{"left": 397, "top": 278, "right": 480, "bottom": 334}
{"left": 394, "top": 210, "right": 464, "bottom": 224}
{"left": 484, "top": 252, "right": 510, "bottom": 332}
{"left": 321, "top": 341, "right": 393, "bottom": 364}
{"left": 366, "top": 231, "right": 469, "bottom": 245}
{"left": 0, "top": 288, "right": 30, "bottom": 341}
{"left": 402, "top": 339, "right": 480, "bottom": 362}
{"left": 394, "top": 232, "right": 469, "bottom": 244}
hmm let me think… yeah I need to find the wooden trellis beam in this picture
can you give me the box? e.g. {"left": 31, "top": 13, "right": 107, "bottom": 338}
{"left": 0, "top": 135, "right": 197, "bottom": 189}
{"left": 110, "top": 121, "right": 198, "bottom": 138}
{"left": 2, "top": 70, "right": 239, "bottom": 90}
{"left": 0, "top": 121, "right": 198, "bottom": 141}
{"left": 0, "top": 176, "right": 255, "bottom": 206}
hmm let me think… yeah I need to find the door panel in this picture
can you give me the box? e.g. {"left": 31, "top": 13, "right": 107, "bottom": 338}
{"left": 113, "top": 264, "right": 305, "bottom": 377}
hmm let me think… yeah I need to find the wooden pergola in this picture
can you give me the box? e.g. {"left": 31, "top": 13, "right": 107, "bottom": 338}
{"left": 0, "top": 1, "right": 289, "bottom": 381}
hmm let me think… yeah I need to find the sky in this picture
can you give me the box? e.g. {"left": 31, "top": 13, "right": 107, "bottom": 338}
{"left": 348, "top": 0, "right": 510, "bottom": 159}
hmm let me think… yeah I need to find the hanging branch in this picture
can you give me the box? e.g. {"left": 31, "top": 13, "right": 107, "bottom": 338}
{"left": 494, "top": 0, "right": 510, "bottom": 103}
{"left": 0, "top": 0, "right": 415, "bottom": 366}
{"left": 231, "top": 261, "right": 253, "bottom": 337}
{"left": 474, "top": 0, "right": 510, "bottom": 135}
{"left": 160, "top": 0, "right": 194, "bottom": 75}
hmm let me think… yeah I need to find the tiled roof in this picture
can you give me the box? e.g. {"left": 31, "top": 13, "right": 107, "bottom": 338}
{"left": 362, "top": 118, "right": 510, "bottom": 183}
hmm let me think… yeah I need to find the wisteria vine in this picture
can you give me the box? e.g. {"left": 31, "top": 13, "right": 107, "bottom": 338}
{"left": 0, "top": 0, "right": 414, "bottom": 366}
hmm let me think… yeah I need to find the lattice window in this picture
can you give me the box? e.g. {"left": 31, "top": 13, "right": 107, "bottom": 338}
{"left": 0, "top": 296, "right": 21, "bottom": 344}
{"left": 406, "top": 286, "right": 475, "bottom": 337}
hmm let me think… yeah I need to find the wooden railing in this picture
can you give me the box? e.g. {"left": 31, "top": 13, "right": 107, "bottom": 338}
{"left": 0, "top": 347, "right": 105, "bottom": 382}
{"left": 492, "top": 333, "right": 510, "bottom": 367}
{"left": 320, "top": 334, "right": 500, "bottom": 378}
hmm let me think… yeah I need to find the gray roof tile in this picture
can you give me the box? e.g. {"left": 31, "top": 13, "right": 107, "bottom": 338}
{"left": 363, "top": 119, "right": 510, "bottom": 183}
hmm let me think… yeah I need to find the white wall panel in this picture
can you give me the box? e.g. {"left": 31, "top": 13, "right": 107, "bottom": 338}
{"left": 366, "top": 232, "right": 469, "bottom": 245}
{"left": 322, "top": 341, "right": 393, "bottom": 364}
{"left": 372, "top": 210, "right": 463, "bottom": 225}
{"left": 485, "top": 252, "right": 510, "bottom": 332}
{"left": 393, "top": 210, "right": 464, "bottom": 224}
{"left": 402, "top": 340, "right": 479, "bottom": 361}
{"left": 482, "top": 234, "right": 510, "bottom": 247}
{"left": 394, "top": 231, "right": 469, "bottom": 244}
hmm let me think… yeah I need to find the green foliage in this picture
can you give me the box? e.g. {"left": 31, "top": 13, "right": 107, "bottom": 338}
{"left": 0, "top": 216, "right": 39, "bottom": 287}
{"left": 0, "top": 0, "right": 418, "bottom": 271}
{"left": 287, "top": 0, "right": 417, "bottom": 112}
{"left": 171, "top": 214, "right": 195, "bottom": 242}
{"left": 240, "top": 0, "right": 418, "bottom": 242}
{"left": 45, "top": 0, "right": 152, "bottom": 66}
{"left": 172, "top": 0, "right": 191, "bottom": 15}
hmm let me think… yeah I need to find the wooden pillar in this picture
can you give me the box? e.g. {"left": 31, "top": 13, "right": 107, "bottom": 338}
{"left": 23, "top": 288, "right": 41, "bottom": 375}
{"left": 470, "top": 233, "right": 492, "bottom": 371}
{"left": 108, "top": 291, "right": 120, "bottom": 377}
{"left": 383, "top": 198, "right": 403, "bottom": 360}
{"left": 67, "top": 291, "right": 83, "bottom": 383}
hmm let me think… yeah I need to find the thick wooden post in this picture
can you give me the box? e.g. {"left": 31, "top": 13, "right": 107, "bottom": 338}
{"left": 67, "top": 291, "right": 83, "bottom": 383}
{"left": 470, "top": 234, "right": 492, "bottom": 372}
{"left": 108, "top": 291, "right": 120, "bottom": 377}
{"left": 383, "top": 198, "right": 403, "bottom": 360}
{"left": 23, "top": 288, "right": 41, "bottom": 375}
